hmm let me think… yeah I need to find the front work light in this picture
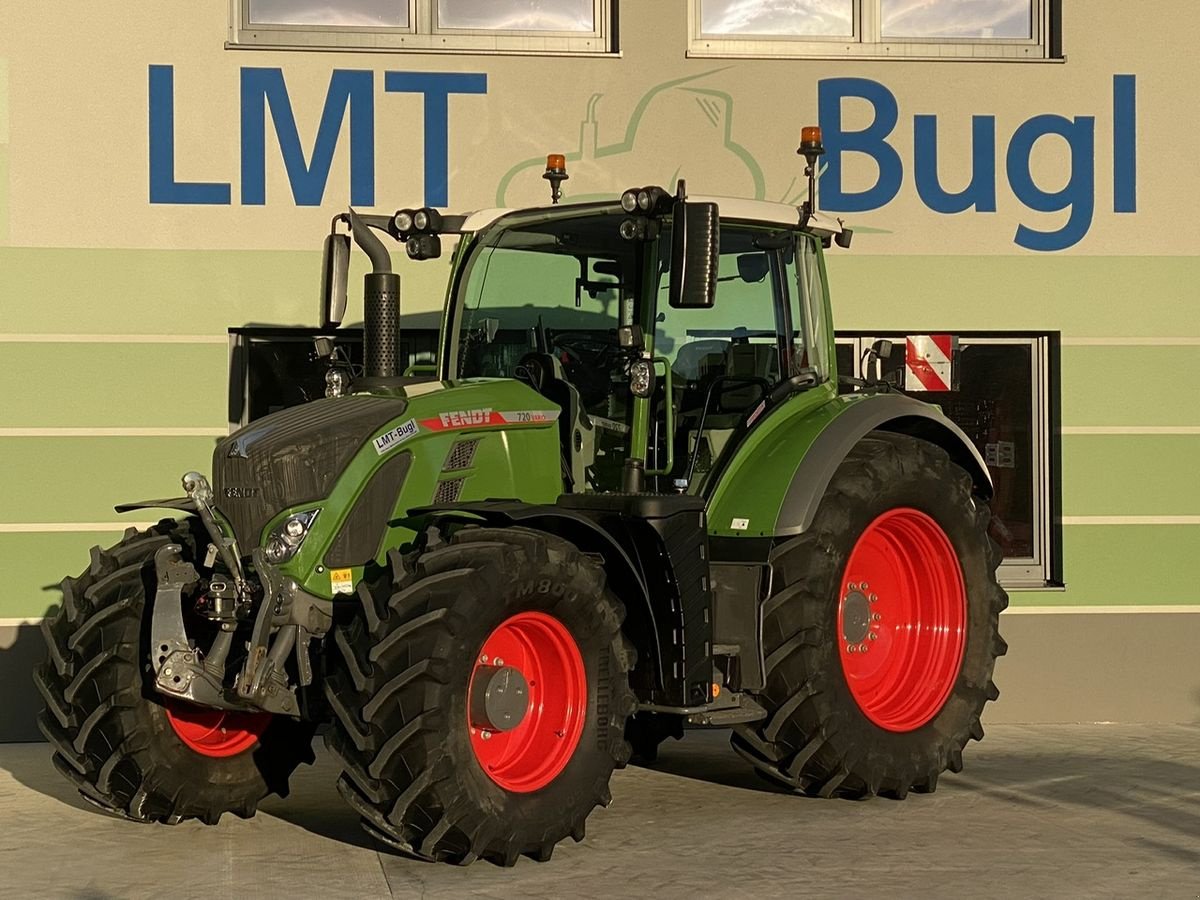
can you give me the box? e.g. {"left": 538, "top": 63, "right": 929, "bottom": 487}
{"left": 622, "top": 185, "right": 669, "bottom": 215}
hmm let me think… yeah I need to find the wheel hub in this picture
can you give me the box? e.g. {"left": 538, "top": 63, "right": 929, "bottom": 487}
{"left": 469, "top": 664, "right": 530, "bottom": 732}
{"left": 840, "top": 588, "right": 872, "bottom": 645}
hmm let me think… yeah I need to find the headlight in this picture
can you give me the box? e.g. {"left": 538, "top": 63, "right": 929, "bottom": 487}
{"left": 393, "top": 209, "right": 414, "bottom": 233}
{"left": 620, "top": 189, "right": 639, "bottom": 213}
{"left": 263, "top": 510, "right": 320, "bottom": 564}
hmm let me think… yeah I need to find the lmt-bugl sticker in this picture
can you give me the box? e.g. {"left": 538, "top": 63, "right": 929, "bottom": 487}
{"left": 373, "top": 419, "right": 419, "bottom": 455}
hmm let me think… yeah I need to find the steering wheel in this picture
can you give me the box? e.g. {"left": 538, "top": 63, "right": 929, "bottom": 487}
{"left": 515, "top": 351, "right": 553, "bottom": 393}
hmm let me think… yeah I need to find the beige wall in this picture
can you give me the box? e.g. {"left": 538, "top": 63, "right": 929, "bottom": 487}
{"left": 1, "top": 3, "right": 1199, "bottom": 725}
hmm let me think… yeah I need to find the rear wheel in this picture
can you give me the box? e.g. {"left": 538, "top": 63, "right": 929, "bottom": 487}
{"left": 35, "top": 519, "right": 316, "bottom": 824}
{"left": 324, "top": 525, "right": 635, "bottom": 865}
{"left": 732, "top": 432, "right": 1008, "bottom": 798}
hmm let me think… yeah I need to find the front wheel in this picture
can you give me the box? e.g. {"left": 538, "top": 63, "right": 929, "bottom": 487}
{"left": 324, "top": 525, "right": 636, "bottom": 866}
{"left": 733, "top": 432, "right": 1008, "bottom": 798}
{"left": 35, "top": 519, "right": 316, "bottom": 823}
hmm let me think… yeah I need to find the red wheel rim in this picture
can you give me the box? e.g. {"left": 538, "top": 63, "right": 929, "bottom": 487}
{"left": 838, "top": 508, "right": 967, "bottom": 733}
{"left": 467, "top": 611, "right": 587, "bottom": 793}
{"left": 164, "top": 700, "right": 270, "bottom": 758}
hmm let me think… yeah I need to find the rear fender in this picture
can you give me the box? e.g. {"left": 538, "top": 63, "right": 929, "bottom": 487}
{"left": 705, "top": 392, "right": 990, "bottom": 539}
{"left": 775, "top": 393, "right": 992, "bottom": 536}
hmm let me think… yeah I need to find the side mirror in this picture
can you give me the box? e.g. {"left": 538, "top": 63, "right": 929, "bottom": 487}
{"left": 669, "top": 200, "right": 718, "bottom": 309}
{"left": 320, "top": 232, "right": 351, "bottom": 328}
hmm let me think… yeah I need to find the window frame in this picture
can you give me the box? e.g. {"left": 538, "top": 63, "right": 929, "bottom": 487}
{"left": 688, "top": 0, "right": 1061, "bottom": 62}
{"left": 228, "top": 0, "right": 617, "bottom": 56}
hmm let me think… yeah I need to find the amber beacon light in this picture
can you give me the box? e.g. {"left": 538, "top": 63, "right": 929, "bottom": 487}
{"left": 543, "top": 154, "right": 569, "bottom": 204}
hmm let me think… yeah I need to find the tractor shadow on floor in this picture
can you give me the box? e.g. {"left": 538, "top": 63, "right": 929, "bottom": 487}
{"left": 636, "top": 728, "right": 788, "bottom": 794}
{"left": 647, "top": 726, "right": 1200, "bottom": 866}
{"left": 944, "top": 737, "right": 1200, "bottom": 866}
{"left": 256, "top": 747, "right": 383, "bottom": 852}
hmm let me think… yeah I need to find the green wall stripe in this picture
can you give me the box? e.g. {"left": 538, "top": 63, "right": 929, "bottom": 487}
{"left": 1, "top": 343, "right": 226, "bottom": 428}
{"left": 0, "top": 531, "right": 122, "bottom": 619}
{"left": 2, "top": 248, "right": 1200, "bottom": 336}
{"left": 0, "top": 436, "right": 219, "bottom": 524}
{"left": 1008, "top": 523, "right": 1200, "bottom": 607}
{"left": 0, "top": 247, "right": 448, "bottom": 334}
{"left": 826, "top": 255, "right": 1200, "bottom": 337}
{"left": 1061, "top": 435, "right": 1200, "bottom": 517}
{"left": 0, "top": 523, "right": 1193, "bottom": 618}
{"left": 1060, "top": 346, "right": 1200, "bottom": 427}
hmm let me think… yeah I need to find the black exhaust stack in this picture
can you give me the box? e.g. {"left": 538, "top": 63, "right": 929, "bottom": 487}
{"left": 348, "top": 210, "right": 401, "bottom": 381}
{"left": 363, "top": 272, "right": 400, "bottom": 379}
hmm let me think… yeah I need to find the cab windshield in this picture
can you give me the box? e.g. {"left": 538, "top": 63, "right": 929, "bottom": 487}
{"left": 453, "top": 207, "right": 641, "bottom": 422}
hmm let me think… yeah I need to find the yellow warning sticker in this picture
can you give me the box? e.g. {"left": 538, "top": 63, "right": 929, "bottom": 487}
{"left": 330, "top": 568, "right": 354, "bottom": 594}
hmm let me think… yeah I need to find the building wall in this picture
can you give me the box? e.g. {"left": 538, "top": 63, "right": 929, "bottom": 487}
{"left": 1, "top": 3, "right": 1198, "bottom": 738}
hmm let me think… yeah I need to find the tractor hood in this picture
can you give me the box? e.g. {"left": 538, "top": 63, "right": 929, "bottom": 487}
{"left": 212, "top": 394, "right": 409, "bottom": 549}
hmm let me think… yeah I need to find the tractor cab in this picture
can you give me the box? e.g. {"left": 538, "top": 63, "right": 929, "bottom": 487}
{"left": 435, "top": 190, "right": 845, "bottom": 497}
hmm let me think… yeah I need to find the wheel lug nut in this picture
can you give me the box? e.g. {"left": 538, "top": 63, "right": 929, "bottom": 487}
{"left": 869, "top": 632, "right": 878, "bottom": 641}
{"left": 859, "top": 643, "right": 869, "bottom": 653}
{"left": 479, "top": 654, "right": 488, "bottom": 664}
{"left": 871, "top": 613, "right": 882, "bottom": 622}
{"left": 494, "top": 658, "right": 504, "bottom": 666}
{"left": 846, "top": 644, "right": 855, "bottom": 653}
{"left": 869, "top": 594, "right": 878, "bottom": 603}
{"left": 481, "top": 730, "right": 492, "bottom": 740}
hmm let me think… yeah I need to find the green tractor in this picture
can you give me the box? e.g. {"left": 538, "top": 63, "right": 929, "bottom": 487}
{"left": 36, "top": 132, "right": 1006, "bottom": 865}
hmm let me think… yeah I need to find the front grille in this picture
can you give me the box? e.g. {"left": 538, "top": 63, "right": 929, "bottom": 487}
{"left": 433, "top": 478, "right": 465, "bottom": 504}
{"left": 212, "top": 395, "right": 408, "bottom": 548}
{"left": 442, "top": 439, "right": 479, "bottom": 472}
{"left": 326, "top": 452, "right": 412, "bottom": 567}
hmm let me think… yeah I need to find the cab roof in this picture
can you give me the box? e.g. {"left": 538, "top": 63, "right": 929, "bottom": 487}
{"left": 459, "top": 196, "right": 843, "bottom": 234}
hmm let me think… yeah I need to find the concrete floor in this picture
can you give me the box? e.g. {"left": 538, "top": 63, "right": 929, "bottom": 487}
{"left": 2, "top": 726, "right": 1199, "bottom": 899}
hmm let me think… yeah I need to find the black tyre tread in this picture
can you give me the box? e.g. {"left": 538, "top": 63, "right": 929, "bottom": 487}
{"left": 36, "top": 518, "right": 316, "bottom": 825}
{"left": 735, "top": 432, "right": 1008, "bottom": 799}
{"left": 325, "top": 524, "right": 634, "bottom": 866}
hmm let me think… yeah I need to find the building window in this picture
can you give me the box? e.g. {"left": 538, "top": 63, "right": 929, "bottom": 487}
{"left": 229, "top": 0, "right": 616, "bottom": 55}
{"left": 689, "top": 0, "right": 1059, "bottom": 61}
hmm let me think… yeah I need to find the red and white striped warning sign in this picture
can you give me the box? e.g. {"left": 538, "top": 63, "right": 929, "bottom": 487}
{"left": 905, "top": 335, "right": 957, "bottom": 392}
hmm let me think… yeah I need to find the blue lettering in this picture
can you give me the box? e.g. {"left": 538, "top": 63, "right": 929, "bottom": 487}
{"left": 384, "top": 72, "right": 487, "bottom": 208}
{"left": 148, "top": 66, "right": 231, "bottom": 205}
{"left": 817, "top": 77, "right": 903, "bottom": 213}
{"left": 914, "top": 115, "right": 997, "bottom": 214}
{"left": 240, "top": 68, "right": 375, "bottom": 206}
{"left": 1007, "top": 115, "right": 1095, "bottom": 252}
{"left": 1113, "top": 74, "right": 1136, "bottom": 213}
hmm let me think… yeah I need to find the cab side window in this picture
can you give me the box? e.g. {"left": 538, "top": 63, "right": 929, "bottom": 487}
{"left": 656, "top": 226, "right": 794, "bottom": 405}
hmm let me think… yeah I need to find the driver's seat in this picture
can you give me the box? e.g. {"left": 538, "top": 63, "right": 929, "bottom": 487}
{"left": 673, "top": 339, "right": 729, "bottom": 383}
